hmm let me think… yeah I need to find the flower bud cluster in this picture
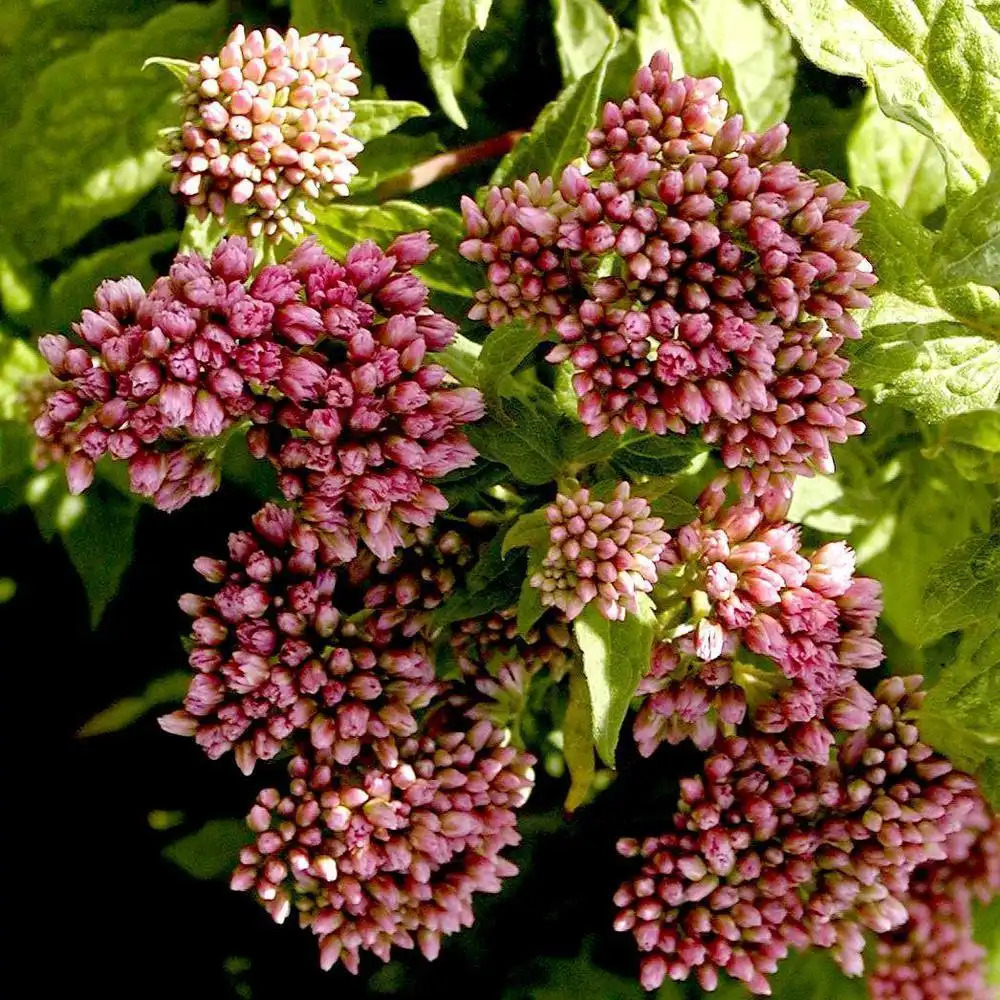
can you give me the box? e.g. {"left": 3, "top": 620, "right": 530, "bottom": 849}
{"left": 166, "top": 25, "right": 363, "bottom": 241}
{"left": 34, "top": 238, "right": 273, "bottom": 509}
{"left": 530, "top": 482, "right": 669, "bottom": 621}
{"left": 231, "top": 708, "right": 534, "bottom": 971}
{"left": 246, "top": 234, "right": 483, "bottom": 561}
{"left": 460, "top": 50, "right": 873, "bottom": 487}
{"left": 633, "top": 502, "right": 881, "bottom": 756}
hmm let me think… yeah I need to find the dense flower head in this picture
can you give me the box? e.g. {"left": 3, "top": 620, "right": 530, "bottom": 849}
{"left": 634, "top": 502, "right": 882, "bottom": 757}
{"left": 460, "top": 50, "right": 872, "bottom": 487}
{"left": 530, "top": 482, "right": 668, "bottom": 621}
{"left": 246, "top": 235, "right": 483, "bottom": 561}
{"left": 166, "top": 24, "right": 363, "bottom": 240}
{"left": 231, "top": 708, "right": 535, "bottom": 971}
{"left": 159, "top": 503, "right": 450, "bottom": 774}
{"left": 868, "top": 799, "right": 999, "bottom": 1000}
{"left": 34, "top": 238, "right": 275, "bottom": 509}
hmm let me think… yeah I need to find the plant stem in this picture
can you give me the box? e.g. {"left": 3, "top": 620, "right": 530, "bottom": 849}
{"left": 375, "top": 130, "right": 525, "bottom": 201}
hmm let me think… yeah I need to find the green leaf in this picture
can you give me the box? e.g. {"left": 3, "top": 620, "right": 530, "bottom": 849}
{"left": 0, "top": 334, "right": 47, "bottom": 421}
{"left": 476, "top": 319, "right": 542, "bottom": 413}
{"left": 931, "top": 170, "right": 1000, "bottom": 289}
{"left": 435, "top": 331, "right": 481, "bottom": 387}
{"left": 573, "top": 593, "right": 655, "bottom": 767}
{"left": 78, "top": 672, "right": 189, "bottom": 737}
{"left": 27, "top": 468, "right": 140, "bottom": 627}
{"left": 611, "top": 433, "right": 704, "bottom": 477}
{"left": 921, "top": 624, "right": 1000, "bottom": 809}
{"left": 847, "top": 90, "right": 945, "bottom": 222}
{"left": 561, "top": 426, "right": 622, "bottom": 468}
{"left": 925, "top": 409, "right": 1000, "bottom": 483}
{"left": 552, "top": 0, "right": 618, "bottom": 83}
{"left": 45, "top": 232, "right": 179, "bottom": 329}
{"left": 516, "top": 549, "right": 546, "bottom": 636}
{"left": 915, "top": 530, "right": 1000, "bottom": 645}
{"left": 0, "top": 1, "right": 226, "bottom": 262}
{"left": 636, "top": 0, "right": 796, "bottom": 131}
{"left": 491, "top": 34, "right": 616, "bottom": 185}
{"left": 349, "top": 99, "right": 430, "bottom": 144}
{"left": 163, "top": 819, "right": 248, "bottom": 880}
{"left": 309, "top": 200, "right": 480, "bottom": 299}
{"left": 646, "top": 493, "right": 699, "bottom": 529}
{"left": 562, "top": 669, "right": 596, "bottom": 812}
{"left": 402, "top": 0, "right": 493, "bottom": 129}
{"left": 351, "top": 132, "right": 443, "bottom": 194}
{"left": 758, "top": 0, "right": 992, "bottom": 198}
{"left": 289, "top": 0, "right": 382, "bottom": 87}
{"left": 502, "top": 508, "right": 551, "bottom": 556}
{"left": 466, "top": 392, "right": 564, "bottom": 485}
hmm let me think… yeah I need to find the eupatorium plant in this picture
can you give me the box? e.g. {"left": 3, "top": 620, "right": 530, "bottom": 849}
{"left": 22, "top": 9, "right": 999, "bottom": 1000}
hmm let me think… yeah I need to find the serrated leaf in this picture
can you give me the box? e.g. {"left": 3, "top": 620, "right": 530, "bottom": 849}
{"left": 932, "top": 169, "right": 1000, "bottom": 289}
{"left": 163, "top": 819, "right": 248, "bottom": 880}
{"left": 78, "top": 672, "right": 190, "bottom": 737}
{"left": 309, "top": 200, "right": 479, "bottom": 299}
{"left": 491, "top": 35, "right": 615, "bottom": 186}
{"left": 0, "top": 1, "right": 226, "bottom": 262}
{"left": 915, "top": 531, "right": 1000, "bottom": 645}
{"left": 45, "top": 232, "right": 179, "bottom": 329}
{"left": 573, "top": 593, "right": 655, "bottom": 767}
{"left": 636, "top": 0, "right": 797, "bottom": 131}
{"left": 402, "top": 0, "right": 492, "bottom": 128}
{"left": 847, "top": 90, "right": 945, "bottom": 222}
{"left": 516, "top": 549, "right": 546, "bottom": 636}
{"left": 563, "top": 669, "right": 596, "bottom": 812}
{"left": 552, "top": 0, "right": 618, "bottom": 83}
{"left": 466, "top": 391, "right": 564, "bottom": 485}
{"left": 646, "top": 493, "right": 698, "bottom": 529}
{"left": 759, "top": 0, "right": 993, "bottom": 199}
{"left": 611, "top": 433, "right": 704, "bottom": 477}
{"left": 562, "top": 426, "right": 622, "bottom": 467}
{"left": 921, "top": 624, "right": 1000, "bottom": 809}
{"left": 476, "top": 320, "right": 542, "bottom": 413}
{"left": 502, "top": 508, "right": 550, "bottom": 556}
{"left": 349, "top": 99, "right": 430, "bottom": 144}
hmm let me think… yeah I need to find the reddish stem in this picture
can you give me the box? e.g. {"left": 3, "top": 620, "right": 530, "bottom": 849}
{"left": 375, "top": 129, "right": 525, "bottom": 200}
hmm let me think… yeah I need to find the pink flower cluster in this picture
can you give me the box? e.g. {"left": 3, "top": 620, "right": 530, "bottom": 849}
{"left": 246, "top": 232, "right": 483, "bottom": 560}
{"left": 231, "top": 707, "right": 534, "bottom": 971}
{"left": 530, "top": 482, "right": 668, "bottom": 621}
{"left": 633, "top": 502, "right": 881, "bottom": 757}
{"left": 34, "top": 238, "right": 273, "bottom": 509}
{"left": 460, "top": 50, "right": 873, "bottom": 487}
{"left": 166, "top": 24, "right": 363, "bottom": 240}
{"left": 615, "top": 677, "right": 989, "bottom": 995}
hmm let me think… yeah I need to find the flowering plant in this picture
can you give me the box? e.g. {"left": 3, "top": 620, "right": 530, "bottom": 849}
{"left": 2, "top": 2, "right": 998, "bottom": 998}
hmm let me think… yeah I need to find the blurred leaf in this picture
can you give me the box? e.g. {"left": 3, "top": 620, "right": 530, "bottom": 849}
{"left": 915, "top": 530, "right": 1000, "bottom": 645}
{"left": 45, "top": 231, "right": 179, "bottom": 329}
{"left": 574, "top": 593, "right": 655, "bottom": 767}
{"left": 552, "top": 0, "right": 617, "bottom": 83}
{"left": 349, "top": 99, "right": 430, "bottom": 143}
{"left": 309, "top": 200, "right": 479, "bottom": 298}
{"left": 711, "top": 947, "right": 867, "bottom": 999}
{"left": 289, "top": 0, "right": 381, "bottom": 84}
{"left": 28, "top": 469, "right": 140, "bottom": 627}
{"left": 931, "top": 169, "right": 1000, "bottom": 289}
{"left": 921, "top": 623, "right": 1000, "bottom": 809}
{"left": 0, "top": 1, "right": 226, "bottom": 262}
{"left": 924, "top": 409, "right": 1000, "bottom": 483}
{"left": 402, "top": 0, "right": 493, "bottom": 128}
{"left": 759, "top": 0, "right": 993, "bottom": 198}
{"left": 637, "top": 0, "right": 797, "bottom": 131}
{"left": 0, "top": 246, "right": 43, "bottom": 324}
{"left": 0, "top": 334, "right": 47, "bottom": 421}
{"left": 163, "top": 819, "right": 247, "bottom": 880}
{"left": 847, "top": 90, "right": 946, "bottom": 222}
{"left": 78, "top": 672, "right": 189, "bottom": 737}
{"left": 491, "top": 34, "right": 615, "bottom": 185}
{"left": 785, "top": 92, "right": 860, "bottom": 181}
{"left": 563, "top": 668, "right": 596, "bottom": 812}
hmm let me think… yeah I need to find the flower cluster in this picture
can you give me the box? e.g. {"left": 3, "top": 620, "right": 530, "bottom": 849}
{"left": 633, "top": 502, "right": 881, "bottom": 757}
{"left": 231, "top": 708, "right": 535, "bottom": 971}
{"left": 166, "top": 24, "right": 363, "bottom": 240}
{"left": 34, "top": 238, "right": 273, "bottom": 509}
{"left": 616, "top": 677, "right": 988, "bottom": 995}
{"left": 530, "top": 482, "right": 668, "bottom": 621}
{"left": 246, "top": 233, "right": 482, "bottom": 560}
{"left": 461, "top": 50, "right": 873, "bottom": 488}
